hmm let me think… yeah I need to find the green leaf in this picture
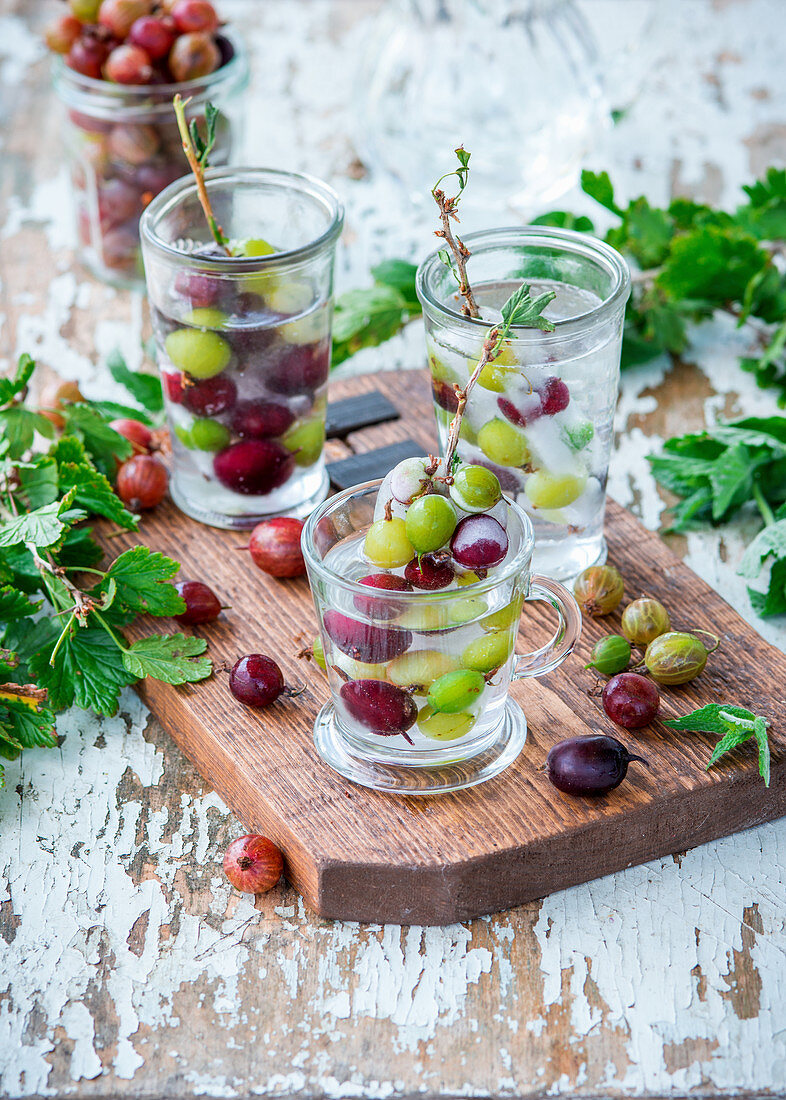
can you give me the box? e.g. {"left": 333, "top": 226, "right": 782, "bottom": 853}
{"left": 16, "top": 457, "right": 59, "bottom": 509}
{"left": 55, "top": 526, "right": 104, "bottom": 570}
{"left": 122, "top": 633, "right": 211, "bottom": 685}
{"left": 748, "top": 557, "right": 786, "bottom": 617}
{"left": 500, "top": 284, "right": 556, "bottom": 333}
{"left": 106, "top": 350, "right": 163, "bottom": 414}
{"left": 0, "top": 353, "right": 36, "bottom": 407}
{"left": 0, "top": 586, "right": 41, "bottom": 622}
{"left": 58, "top": 460, "right": 139, "bottom": 530}
{"left": 738, "top": 518, "right": 786, "bottom": 578}
{"left": 0, "top": 697, "right": 57, "bottom": 750}
{"left": 0, "top": 490, "right": 82, "bottom": 550}
{"left": 0, "top": 406, "right": 54, "bottom": 459}
{"left": 29, "top": 624, "right": 135, "bottom": 715}
{"left": 608, "top": 197, "right": 674, "bottom": 269}
{"left": 371, "top": 259, "right": 421, "bottom": 312}
{"left": 664, "top": 703, "right": 757, "bottom": 735}
{"left": 332, "top": 286, "right": 410, "bottom": 366}
{"left": 656, "top": 226, "right": 769, "bottom": 304}
{"left": 531, "top": 211, "right": 595, "bottom": 233}
{"left": 754, "top": 715, "right": 771, "bottom": 786}
{"left": 63, "top": 405, "right": 133, "bottom": 479}
{"left": 581, "top": 169, "right": 621, "bottom": 215}
{"left": 101, "top": 546, "right": 185, "bottom": 617}
{"left": 86, "top": 400, "right": 155, "bottom": 426}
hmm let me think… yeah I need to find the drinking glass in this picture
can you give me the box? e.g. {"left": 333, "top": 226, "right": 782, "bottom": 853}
{"left": 141, "top": 167, "right": 344, "bottom": 529}
{"left": 302, "top": 480, "right": 581, "bottom": 795}
{"left": 417, "top": 227, "right": 631, "bottom": 579}
{"left": 53, "top": 31, "right": 248, "bottom": 288}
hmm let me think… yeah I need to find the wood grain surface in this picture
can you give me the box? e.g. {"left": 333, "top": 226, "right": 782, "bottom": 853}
{"left": 94, "top": 371, "right": 786, "bottom": 924}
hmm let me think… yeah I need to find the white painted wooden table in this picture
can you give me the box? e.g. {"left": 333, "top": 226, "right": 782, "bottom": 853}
{"left": 2, "top": 1, "right": 786, "bottom": 1095}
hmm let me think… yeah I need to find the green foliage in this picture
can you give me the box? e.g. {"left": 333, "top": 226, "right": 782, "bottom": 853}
{"left": 650, "top": 416, "right": 786, "bottom": 618}
{"left": 0, "top": 354, "right": 213, "bottom": 788}
{"left": 664, "top": 704, "right": 772, "bottom": 786}
{"left": 332, "top": 261, "right": 423, "bottom": 367}
{"left": 106, "top": 350, "right": 163, "bottom": 414}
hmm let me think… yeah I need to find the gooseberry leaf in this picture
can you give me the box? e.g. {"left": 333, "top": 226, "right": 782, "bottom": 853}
{"left": 58, "top": 461, "right": 139, "bottom": 531}
{"left": 737, "top": 518, "right": 786, "bottom": 578}
{"left": 63, "top": 405, "right": 133, "bottom": 479}
{"left": 0, "top": 354, "right": 36, "bottom": 408}
{"left": 100, "top": 547, "right": 185, "bottom": 617}
{"left": 122, "top": 633, "right": 211, "bottom": 685}
{"left": 664, "top": 703, "right": 757, "bottom": 736}
{"left": 106, "top": 350, "right": 163, "bottom": 414}
{"left": 0, "top": 490, "right": 84, "bottom": 550}
{"left": 0, "top": 586, "right": 41, "bottom": 622}
{"left": 500, "top": 284, "right": 556, "bottom": 332}
{"left": 29, "top": 624, "right": 135, "bottom": 716}
{"left": 580, "top": 169, "right": 621, "bottom": 215}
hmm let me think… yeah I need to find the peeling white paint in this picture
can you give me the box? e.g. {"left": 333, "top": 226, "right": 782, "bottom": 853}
{"left": 2, "top": 0, "right": 786, "bottom": 1096}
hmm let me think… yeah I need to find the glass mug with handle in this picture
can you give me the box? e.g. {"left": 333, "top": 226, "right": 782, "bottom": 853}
{"left": 302, "top": 478, "right": 581, "bottom": 795}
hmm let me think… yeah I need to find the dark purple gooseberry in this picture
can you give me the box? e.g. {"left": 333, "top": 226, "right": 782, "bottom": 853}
{"left": 432, "top": 379, "right": 459, "bottom": 413}
{"left": 546, "top": 735, "right": 647, "bottom": 796}
{"left": 183, "top": 374, "right": 237, "bottom": 417}
{"left": 174, "top": 580, "right": 222, "bottom": 625}
{"left": 450, "top": 514, "right": 508, "bottom": 569}
{"left": 497, "top": 395, "right": 542, "bottom": 428}
{"left": 602, "top": 672, "right": 660, "bottom": 730}
{"left": 323, "top": 610, "right": 412, "bottom": 665}
{"left": 229, "top": 654, "right": 286, "bottom": 708}
{"left": 339, "top": 679, "right": 418, "bottom": 740}
{"left": 354, "top": 573, "right": 413, "bottom": 619}
{"left": 213, "top": 440, "right": 295, "bottom": 495}
{"left": 540, "top": 376, "right": 570, "bottom": 415}
{"left": 266, "top": 342, "right": 330, "bottom": 396}
{"left": 404, "top": 553, "right": 454, "bottom": 590}
{"left": 231, "top": 399, "right": 295, "bottom": 439}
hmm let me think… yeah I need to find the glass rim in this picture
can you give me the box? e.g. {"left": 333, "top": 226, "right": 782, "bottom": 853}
{"left": 301, "top": 478, "right": 535, "bottom": 603}
{"left": 52, "top": 27, "right": 248, "bottom": 109}
{"left": 416, "top": 225, "right": 631, "bottom": 340}
{"left": 139, "top": 166, "right": 345, "bottom": 271}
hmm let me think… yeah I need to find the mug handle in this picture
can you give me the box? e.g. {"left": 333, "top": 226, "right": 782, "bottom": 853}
{"left": 511, "top": 573, "right": 582, "bottom": 680}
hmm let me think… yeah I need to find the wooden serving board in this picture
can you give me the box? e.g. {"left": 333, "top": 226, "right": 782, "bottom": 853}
{"left": 97, "top": 370, "right": 786, "bottom": 925}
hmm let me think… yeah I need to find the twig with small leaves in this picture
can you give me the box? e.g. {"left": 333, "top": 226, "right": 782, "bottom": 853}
{"left": 432, "top": 146, "right": 479, "bottom": 319}
{"left": 173, "top": 94, "right": 232, "bottom": 255}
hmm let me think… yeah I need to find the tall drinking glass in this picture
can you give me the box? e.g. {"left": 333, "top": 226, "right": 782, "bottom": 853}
{"left": 417, "top": 228, "right": 630, "bottom": 579}
{"left": 302, "top": 480, "right": 581, "bottom": 795}
{"left": 141, "top": 167, "right": 344, "bottom": 529}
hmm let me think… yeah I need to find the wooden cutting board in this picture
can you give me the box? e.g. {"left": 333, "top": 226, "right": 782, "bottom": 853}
{"left": 96, "top": 370, "right": 786, "bottom": 925}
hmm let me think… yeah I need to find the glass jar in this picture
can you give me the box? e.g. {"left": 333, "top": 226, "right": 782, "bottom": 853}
{"left": 140, "top": 167, "right": 344, "bottom": 529}
{"left": 53, "top": 32, "right": 248, "bottom": 288}
{"left": 353, "top": 0, "right": 606, "bottom": 213}
{"left": 417, "top": 227, "right": 631, "bottom": 580}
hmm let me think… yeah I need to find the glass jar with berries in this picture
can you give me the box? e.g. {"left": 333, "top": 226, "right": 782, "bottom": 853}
{"left": 140, "top": 166, "right": 344, "bottom": 528}
{"left": 48, "top": 0, "right": 248, "bottom": 287}
{"left": 417, "top": 227, "right": 630, "bottom": 580}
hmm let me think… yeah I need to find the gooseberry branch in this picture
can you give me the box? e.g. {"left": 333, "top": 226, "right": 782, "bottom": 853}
{"left": 173, "top": 93, "right": 232, "bottom": 255}
{"left": 431, "top": 148, "right": 479, "bottom": 319}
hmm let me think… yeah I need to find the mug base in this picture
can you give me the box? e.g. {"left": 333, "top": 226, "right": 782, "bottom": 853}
{"left": 313, "top": 699, "right": 528, "bottom": 796}
{"left": 170, "top": 469, "right": 330, "bottom": 530}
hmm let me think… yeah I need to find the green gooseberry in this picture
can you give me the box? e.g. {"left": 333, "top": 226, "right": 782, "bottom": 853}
{"left": 585, "top": 634, "right": 631, "bottom": 675}
{"left": 461, "top": 631, "right": 514, "bottom": 673}
{"left": 191, "top": 418, "right": 231, "bottom": 451}
{"left": 282, "top": 417, "right": 325, "bottom": 466}
{"left": 164, "top": 327, "right": 231, "bottom": 379}
{"left": 427, "top": 669, "right": 485, "bottom": 714}
{"left": 417, "top": 706, "right": 475, "bottom": 741}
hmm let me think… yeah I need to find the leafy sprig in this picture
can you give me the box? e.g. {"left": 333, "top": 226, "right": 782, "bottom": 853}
{"left": 431, "top": 146, "right": 479, "bottom": 318}
{"left": 664, "top": 703, "right": 772, "bottom": 786}
{"left": 649, "top": 415, "right": 786, "bottom": 617}
{"left": 173, "top": 94, "right": 232, "bottom": 255}
{"left": 0, "top": 355, "right": 212, "bottom": 788}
